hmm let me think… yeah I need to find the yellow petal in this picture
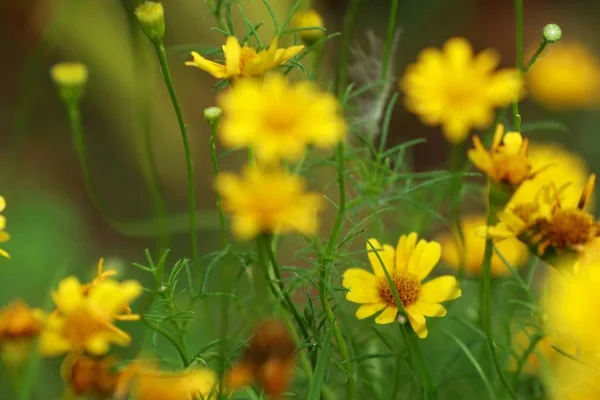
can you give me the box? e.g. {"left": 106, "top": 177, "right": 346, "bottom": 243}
{"left": 396, "top": 233, "right": 418, "bottom": 271}
{"left": 39, "top": 331, "right": 72, "bottom": 356}
{"left": 578, "top": 174, "right": 596, "bottom": 210}
{"left": 468, "top": 137, "right": 494, "bottom": 175}
{"left": 86, "top": 335, "right": 110, "bottom": 355}
{"left": 0, "top": 248, "right": 9, "bottom": 259}
{"left": 355, "top": 303, "right": 386, "bottom": 320}
{"left": 444, "top": 37, "right": 473, "bottom": 68}
{"left": 185, "top": 52, "right": 229, "bottom": 79}
{"left": 345, "top": 286, "right": 381, "bottom": 304}
{"left": 53, "top": 277, "right": 84, "bottom": 314}
{"left": 412, "top": 301, "right": 447, "bottom": 317}
{"left": 374, "top": 306, "right": 398, "bottom": 324}
{"left": 405, "top": 308, "right": 428, "bottom": 338}
{"left": 0, "top": 196, "right": 5, "bottom": 213}
{"left": 420, "top": 276, "right": 461, "bottom": 303}
{"left": 223, "top": 36, "right": 242, "bottom": 76}
{"left": 502, "top": 132, "right": 524, "bottom": 156}
{"left": 88, "top": 280, "right": 142, "bottom": 316}
{"left": 491, "top": 124, "right": 504, "bottom": 152}
{"left": 342, "top": 268, "right": 378, "bottom": 288}
{"left": 406, "top": 240, "right": 441, "bottom": 281}
{"left": 366, "top": 238, "right": 395, "bottom": 277}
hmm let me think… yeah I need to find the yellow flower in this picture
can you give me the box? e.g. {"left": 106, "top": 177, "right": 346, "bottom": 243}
{"left": 509, "top": 142, "right": 589, "bottom": 209}
{"left": 50, "top": 62, "right": 88, "bottom": 88}
{"left": 62, "top": 353, "right": 120, "bottom": 399}
{"left": 216, "top": 165, "right": 323, "bottom": 240}
{"left": 486, "top": 175, "right": 599, "bottom": 262}
{"left": 527, "top": 41, "right": 600, "bottom": 110}
{"left": 217, "top": 74, "right": 346, "bottom": 162}
{"left": 342, "top": 233, "right": 462, "bottom": 338}
{"left": 437, "top": 214, "right": 528, "bottom": 277}
{"left": 40, "top": 276, "right": 141, "bottom": 356}
{"left": 468, "top": 124, "right": 540, "bottom": 186}
{"left": 292, "top": 9, "right": 325, "bottom": 45}
{"left": 400, "top": 37, "right": 521, "bottom": 143}
{"left": 0, "top": 300, "right": 44, "bottom": 365}
{"left": 115, "top": 361, "right": 218, "bottom": 400}
{"left": 186, "top": 36, "right": 304, "bottom": 79}
{"left": 0, "top": 196, "right": 10, "bottom": 258}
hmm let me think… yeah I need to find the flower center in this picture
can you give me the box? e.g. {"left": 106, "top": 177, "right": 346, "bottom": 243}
{"left": 63, "top": 308, "right": 108, "bottom": 345}
{"left": 493, "top": 154, "right": 531, "bottom": 185}
{"left": 542, "top": 209, "right": 598, "bottom": 248}
{"left": 378, "top": 272, "right": 421, "bottom": 308}
{"left": 512, "top": 203, "right": 540, "bottom": 225}
{"left": 239, "top": 47, "right": 258, "bottom": 72}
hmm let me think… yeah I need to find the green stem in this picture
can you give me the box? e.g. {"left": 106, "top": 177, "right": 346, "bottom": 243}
{"left": 482, "top": 184, "right": 518, "bottom": 400}
{"left": 209, "top": 122, "right": 228, "bottom": 248}
{"left": 523, "top": 39, "right": 548, "bottom": 72}
{"left": 512, "top": 0, "right": 524, "bottom": 131}
{"left": 335, "top": 0, "right": 363, "bottom": 97}
{"left": 381, "top": 0, "right": 399, "bottom": 80}
{"left": 319, "top": 142, "right": 356, "bottom": 400}
{"left": 399, "top": 324, "right": 437, "bottom": 399}
{"left": 152, "top": 42, "right": 198, "bottom": 261}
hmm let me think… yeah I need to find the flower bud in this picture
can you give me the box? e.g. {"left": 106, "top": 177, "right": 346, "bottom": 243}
{"left": 135, "top": 1, "right": 165, "bottom": 45}
{"left": 204, "top": 106, "right": 223, "bottom": 125}
{"left": 50, "top": 62, "right": 88, "bottom": 103}
{"left": 543, "top": 24, "right": 562, "bottom": 43}
{"left": 292, "top": 9, "right": 325, "bottom": 45}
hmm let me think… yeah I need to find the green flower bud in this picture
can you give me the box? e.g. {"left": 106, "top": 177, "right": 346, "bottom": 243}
{"left": 50, "top": 62, "right": 88, "bottom": 103}
{"left": 204, "top": 106, "right": 223, "bottom": 125}
{"left": 543, "top": 24, "right": 562, "bottom": 43}
{"left": 135, "top": 1, "right": 165, "bottom": 45}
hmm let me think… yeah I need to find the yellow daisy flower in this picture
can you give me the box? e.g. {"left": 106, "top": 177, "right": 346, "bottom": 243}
{"left": 115, "top": 361, "right": 218, "bottom": 400}
{"left": 527, "top": 41, "right": 600, "bottom": 110}
{"left": 468, "top": 124, "right": 543, "bottom": 186}
{"left": 0, "top": 196, "right": 10, "bottom": 259}
{"left": 40, "top": 276, "right": 141, "bottom": 356}
{"left": 216, "top": 165, "right": 322, "bottom": 240}
{"left": 342, "top": 233, "right": 462, "bottom": 338}
{"left": 185, "top": 36, "right": 304, "bottom": 79}
{"left": 217, "top": 74, "right": 346, "bottom": 162}
{"left": 400, "top": 37, "right": 521, "bottom": 143}
{"left": 437, "top": 214, "right": 528, "bottom": 277}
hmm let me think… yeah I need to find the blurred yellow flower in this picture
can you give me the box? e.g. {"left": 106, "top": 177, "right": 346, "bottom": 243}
{"left": 0, "top": 196, "right": 9, "bottom": 258}
{"left": 468, "top": 124, "right": 538, "bottom": 186}
{"left": 527, "top": 42, "right": 600, "bottom": 110}
{"left": 342, "top": 233, "right": 462, "bottom": 338}
{"left": 0, "top": 300, "right": 44, "bottom": 365}
{"left": 50, "top": 62, "right": 88, "bottom": 88}
{"left": 216, "top": 165, "right": 322, "bottom": 240}
{"left": 438, "top": 214, "right": 528, "bottom": 277}
{"left": 400, "top": 37, "right": 521, "bottom": 143}
{"left": 509, "top": 142, "right": 589, "bottom": 209}
{"left": 186, "top": 37, "right": 303, "bottom": 79}
{"left": 217, "top": 74, "right": 346, "bottom": 162}
{"left": 115, "top": 361, "right": 217, "bottom": 400}
{"left": 40, "top": 276, "right": 141, "bottom": 356}
{"left": 292, "top": 9, "right": 325, "bottom": 45}
{"left": 62, "top": 353, "right": 120, "bottom": 399}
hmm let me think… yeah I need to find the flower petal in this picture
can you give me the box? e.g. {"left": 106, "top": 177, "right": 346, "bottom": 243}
{"left": 412, "top": 301, "right": 447, "bottom": 318}
{"left": 396, "top": 233, "right": 418, "bottom": 271}
{"left": 420, "top": 276, "right": 462, "bottom": 303}
{"left": 223, "top": 36, "right": 242, "bottom": 76}
{"left": 374, "top": 306, "right": 398, "bottom": 324}
{"left": 0, "top": 196, "right": 5, "bottom": 212}
{"left": 355, "top": 303, "right": 387, "bottom": 320}
{"left": 52, "top": 277, "right": 84, "bottom": 314}
{"left": 185, "top": 52, "right": 228, "bottom": 79}
{"left": 366, "top": 238, "right": 395, "bottom": 277}
{"left": 406, "top": 240, "right": 442, "bottom": 281}
{"left": 405, "top": 308, "right": 428, "bottom": 338}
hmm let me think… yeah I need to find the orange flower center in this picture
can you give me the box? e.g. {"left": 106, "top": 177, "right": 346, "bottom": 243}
{"left": 541, "top": 209, "right": 598, "bottom": 248}
{"left": 239, "top": 47, "right": 258, "bottom": 73}
{"left": 511, "top": 203, "right": 540, "bottom": 225}
{"left": 378, "top": 272, "right": 421, "bottom": 308}
{"left": 492, "top": 154, "right": 531, "bottom": 185}
{"left": 62, "top": 308, "right": 109, "bottom": 345}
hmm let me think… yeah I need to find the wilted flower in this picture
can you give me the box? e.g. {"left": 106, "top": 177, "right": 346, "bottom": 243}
{"left": 226, "top": 320, "right": 296, "bottom": 400}
{"left": 343, "top": 234, "right": 462, "bottom": 338}
{"left": 401, "top": 37, "right": 521, "bottom": 143}
{"left": 62, "top": 354, "right": 120, "bottom": 399}
{"left": 217, "top": 73, "right": 346, "bottom": 163}
{"left": 216, "top": 165, "right": 323, "bottom": 240}
{"left": 186, "top": 37, "right": 303, "bottom": 80}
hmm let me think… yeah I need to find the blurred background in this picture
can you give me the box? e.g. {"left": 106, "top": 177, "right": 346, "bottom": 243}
{"left": 2, "top": 0, "right": 600, "bottom": 396}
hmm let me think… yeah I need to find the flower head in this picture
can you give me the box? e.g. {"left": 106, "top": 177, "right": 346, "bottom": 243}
{"left": 468, "top": 124, "right": 540, "bottom": 186}
{"left": 217, "top": 74, "right": 346, "bottom": 162}
{"left": 342, "top": 233, "right": 462, "bottom": 338}
{"left": 292, "top": 9, "right": 325, "bottom": 45}
{"left": 115, "top": 361, "right": 218, "bottom": 400}
{"left": 527, "top": 41, "right": 600, "bottom": 109}
{"left": 0, "top": 196, "right": 10, "bottom": 258}
{"left": 134, "top": 1, "right": 165, "bottom": 44}
{"left": 400, "top": 37, "right": 521, "bottom": 143}
{"left": 0, "top": 300, "right": 44, "bottom": 365}
{"left": 216, "top": 165, "right": 322, "bottom": 240}
{"left": 186, "top": 37, "right": 303, "bottom": 80}
{"left": 437, "top": 214, "right": 528, "bottom": 277}
{"left": 226, "top": 320, "right": 296, "bottom": 400}
{"left": 40, "top": 276, "right": 141, "bottom": 356}
{"left": 542, "top": 24, "right": 562, "bottom": 43}
{"left": 62, "top": 354, "right": 120, "bottom": 398}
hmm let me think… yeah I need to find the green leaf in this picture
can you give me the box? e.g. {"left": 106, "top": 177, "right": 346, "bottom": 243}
{"left": 520, "top": 120, "right": 568, "bottom": 133}
{"left": 307, "top": 324, "right": 333, "bottom": 399}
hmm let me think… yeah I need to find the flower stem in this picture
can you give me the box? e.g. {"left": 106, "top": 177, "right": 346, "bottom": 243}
{"left": 523, "top": 39, "right": 548, "bottom": 72}
{"left": 152, "top": 42, "right": 198, "bottom": 261}
{"left": 335, "top": 0, "right": 363, "bottom": 97}
{"left": 512, "top": 0, "right": 524, "bottom": 131}
{"left": 481, "top": 184, "right": 517, "bottom": 400}
{"left": 381, "top": 0, "right": 399, "bottom": 81}
{"left": 208, "top": 122, "right": 228, "bottom": 248}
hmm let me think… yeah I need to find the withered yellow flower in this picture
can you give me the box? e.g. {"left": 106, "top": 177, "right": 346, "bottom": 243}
{"left": 216, "top": 165, "right": 323, "bottom": 240}
{"left": 0, "top": 196, "right": 10, "bottom": 259}
{"left": 527, "top": 41, "right": 600, "bottom": 110}
{"left": 226, "top": 320, "right": 296, "bottom": 400}
{"left": 343, "top": 234, "right": 462, "bottom": 338}
{"left": 468, "top": 124, "right": 541, "bottom": 186}
{"left": 400, "top": 37, "right": 521, "bottom": 143}
{"left": 115, "top": 361, "right": 218, "bottom": 400}
{"left": 186, "top": 36, "right": 304, "bottom": 79}
{"left": 0, "top": 300, "right": 44, "bottom": 365}
{"left": 485, "top": 175, "right": 599, "bottom": 261}
{"left": 40, "top": 276, "right": 141, "bottom": 356}
{"left": 62, "top": 353, "right": 120, "bottom": 399}
{"left": 218, "top": 74, "right": 346, "bottom": 162}
{"left": 437, "top": 214, "right": 528, "bottom": 277}
{"left": 292, "top": 9, "right": 325, "bottom": 45}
